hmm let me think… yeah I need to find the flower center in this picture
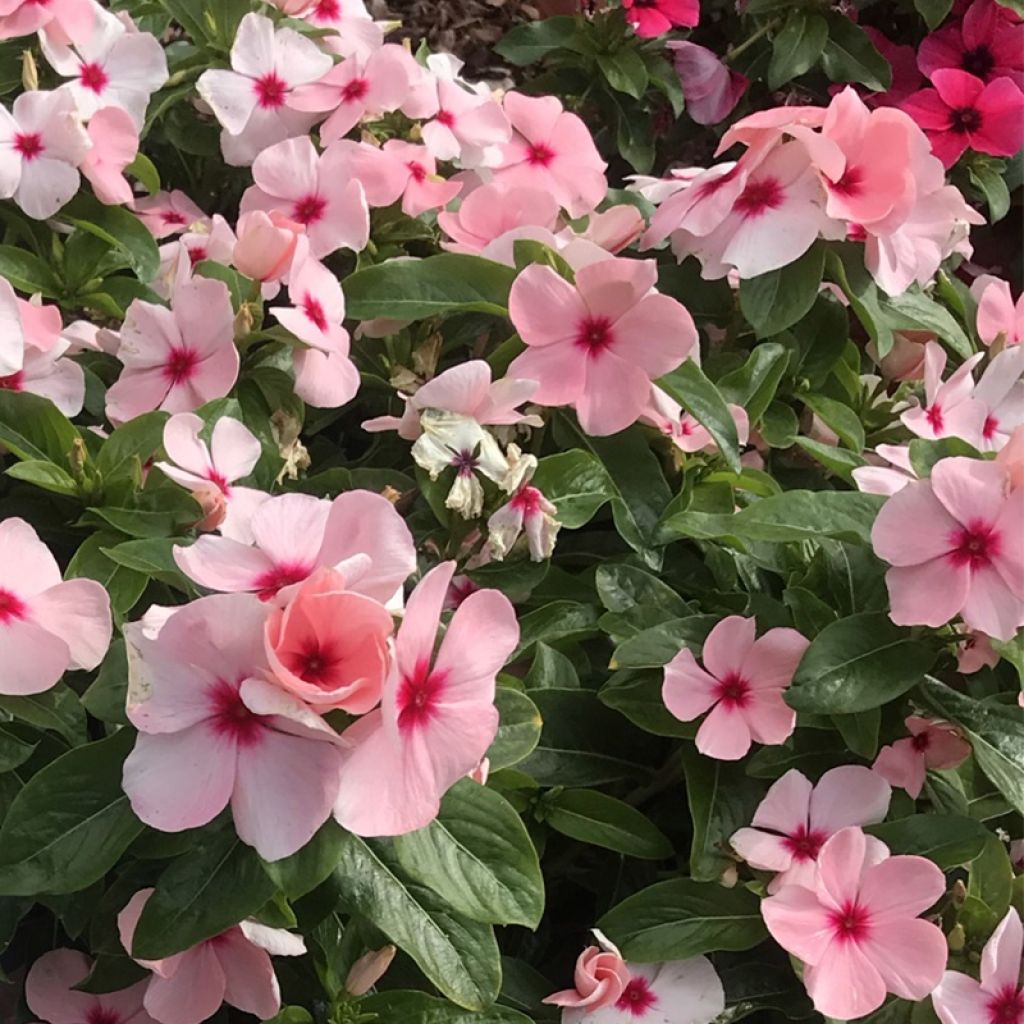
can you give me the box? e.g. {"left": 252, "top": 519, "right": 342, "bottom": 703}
{"left": 0, "top": 371, "right": 23, "bottom": 391}
{"left": 292, "top": 193, "right": 327, "bottom": 225}
{"left": 527, "top": 142, "right": 555, "bottom": 166}
{"left": 312, "top": 0, "right": 340, "bottom": 18}
{"left": 436, "top": 109, "right": 456, "bottom": 127}
{"left": 407, "top": 160, "right": 427, "bottom": 182}
{"left": 254, "top": 72, "right": 287, "bottom": 109}
{"left": 87, "top": 1010, "right": 122, "bottom": 1024}
{"left": 208, "top": 679, "right": 263, "bottom": 747}
{"left": 14, "top": 132, "right": 43, "bottom": 160}
{"left": 252, "top": 561, "right": 312, "bottom": 601}
{"left": 829, "top": 165, "right": 863, "bottom": 197}
{"left": 948, "top": 519, "right": 1000, "bottom": 569}
{"left": 162, "top": 210, "right": 187, "bottom": 226}
{"left": 986, "top": 985, "right": 1024, "bottom": 1024}
{"left": 341, "top": 77, "right": 369, "bottom": 103}
{"left": 950, "top": 106, "right": 982, "bottom": 134}
{"left": 714, "top": 672, "right": 751, "bottom": 709}
{"left": 783, "top": 824, "right": 827, "bottom": 862}
{"left": 983, "top": 413, "right": 999, "bottom": 440}
{"left": 187, "top": 245, "right": 207, "bottom": 267}
{"left": 734, "top": 176, "right": 784, "bottom": 219}
{"left": 574, "top": 315, "right": 614, "bottom": 355}
{"left": 79, "top": 61, "right": 109, "bottom": 93}
{"left": 829, "top": 900, "right": 872, "bottom": 943}
{"left": 451, "top": 448, "right": 479, "bottom": 477}
{"left": 163, "top": 347, "right": 199, "bottom": 385}
{"left": 961, "top": 45, "right": 995, "bottom": 79}
{"left": 926, "top": 403, "right": 945, "bottom": 433}
{"left": 511, "top": 486, "right": 544, "bottom": 515}
{"left": 206, "top": 468, "right": 230, "bottom": 495}
{"left": 615, "top": 977, "right": 658, "bottom": 1017}
{"left": 396, "top": 658, "right": 445, "bottom": 732}
{"left": 302, "top": 293, "right": 328, "bottom": 331}
{"left": 0, "top": 587, "right": 26, "bottom": 624}
{"left": 286, "top": 639, "right": 344, "bottom": 689}
{"left": 911, "top": 730, "right": 931, "bottom": 752}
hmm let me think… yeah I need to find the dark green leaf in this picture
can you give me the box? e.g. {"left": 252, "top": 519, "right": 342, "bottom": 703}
{"left": 545, "top": 788, "right": 672, "bottom": 860}
{"left": 866, "top": 813, "right": 989, "bottom": 868}
{"left": 821, "top": 14, "right": 892, "bottom": 91}
{"left": 531, "top": 450, "right": 614, "bottom": 529}
{"left": 768, "top": 9, "right": 828, "bottom": 85}
{"left": 360, "top": 991, "right": 533, "bottom": 1023}
{"left": 62, "top": 194, "right": 160, "bottom": 282}
{"left": 0, "top": 245, "right": 62, "bottom": 296}
{"left": 495, "top": 16, "right": 590, "bottom": 65}
{"left": 487, "top": 688, "right": 543, "bottom": 771}
{"left": 717, "top": 343, "right": 789, "bottom": 426}
{"left": 739, "top": 242, "right": 826, "bottom": 338}
{"left": 657, "top": 361, "right": 741, "bottom": 472}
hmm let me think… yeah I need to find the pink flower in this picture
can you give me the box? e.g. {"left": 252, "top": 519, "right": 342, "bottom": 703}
{"left": 196, "top": 12, "right": 332, "bottom": 166}
{"left": 622, "top": 0, "right": 699, "bottom": 38}
{"left": 0, "top": 90, "right": 91, "bottom": 219}
{"left": 293, "top": 0, "right": 383, "bottom": 61}
{"left": 173, "top": 490, "right": 415, "bottom": 606}
{"left": 579, "top": 204, "right": 646, "bottom": 253}
{"left": 640, "top": 384, "right": 749, "bottom": 455}
{"left": 233, "top": 209, "right": 304, "bottom": 284}
{"left": 900, "top": 342, "right": 987, "bottom": 444}
{"left": 437, "top": 183, "right": 560, "bottom": 255}
{"left": 121, "top": 595, "right": 346, "bottom": 860}
{"left": 1, "top": 334, "right": 85, "bottom": 417}
{"left": 852, "top": 443, "right": 918, "bottom": 496}
{"left": 487, "top": 484, "right": 560, "bottom": 561}
{"left": 379, "top": 139, "right": 462, "bottom": 217}
{"left": 133, "top": 189, "right": 207, "bottom": 237}
{"left": 40, "top": 7, "right": 168, "bottom": 127}
{"left": 871, "top": 456, "right": 1024, "bottom": 640}
{"left": 154, "top": 214, "right": 236, "bottom": 299}
{"left": 26, "top": 948, "right": 157, "bottom": 1024}
{"left": 997, "top": 425, "right": 1024, "bottom": 491}
{"left": 873, "top": 716, "right": 972, "bottom": 798}
{"left": 80, "top": 105, "right": 138, "bottom": 205}
{"left": 422, "top": 78, "right": 511, "bottom": 166}
{"left": 494, "top": 92, "right": 607, "bottom": 218}
{"left": 975, "top": 347, "right": 1024, "bottom": 451}
{"left": 762, "top": 827, "right": 947, "bottom": 1020}
{"left": 667, "top": 41, "right": 746, "bottom": 126}
{"left": 661, "top": 615, "right": 809, "bottom": 761}
{"left": 934, "top": 908, "right": 1024, "bottom": 1024}
{"left": 118, "top": 889, "right": 304, "bottom": 1024}
{"left": 919, "top": 0, "right": 1024, "bottom": 89}
{"left": 0, "top": 518, "right": 112, "bottom": 696}
{"left": 0, "top": 0, "right": 96, "bottom": 44}
{"left": 544, "top": 944, "right": 631, "bottom": 1010}
{"left": 973, "top": 275, "right": 1023, "bottom": 348}
{"left": 344, "top": 946, "right": 397, "bottom": 997}
{"left": 264, "top": 567, "right": 394, "bottom": 713}
{"left": 507, "top": 257, "right": 697, "bottom": 437}
{"left": 289, "top": 44, "right": 415, "bottom": 142}
{"left": 334, "top": 560, "right": 518, "bottom": 836}
{"left": 901, "top": 69, "right": 1024, "bottom": 167}
{"left": 105, "top": 277, "right": 239, "bottom": 424}
{"left": 240, "top": 136, "right": 369, "bottom": 258}
{"left": 362, "top": 359, "right": 541, "bottom": 440}
{"left": 858, "top": 27, "right": 924, "bottom": 108}
{"left": 731, "top": 767, "right": 892, "bottom": 893}
{"left": 954, "top": 625, "right": 1000, "bottom": 673}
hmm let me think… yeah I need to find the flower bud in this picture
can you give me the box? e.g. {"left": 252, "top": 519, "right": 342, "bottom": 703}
{"left": 233, "top": 210, "right": 303, "bottom": 283}
{"left": 345, "top": 946, "right": 396, "bottom": 997}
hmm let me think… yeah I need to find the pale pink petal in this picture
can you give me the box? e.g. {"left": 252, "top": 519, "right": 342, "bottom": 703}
{"left": 16, "top": 157, "right": 80, "bottom": 220}
{"left": 871, "top": 479, "right": 960, "bottom": 567}
{"left": 730, "top": 827, "right": 794, "bottom": 872}
{"left": 577, "top": 350, "right": 652, "bottom": 436}
{"left": 862, "top": 917, "right": 948, "bottom": 1000}
{"left": 0, "top": 517, "right": 61, "bottom": 596}
{"left": 873, "top": 738, "right": 927, "bottom": 798}
{"left": 31, "top": 578, "right": 111, "bottom": 671}
{"left": 216, "top": 930, "right": 281, "bottom": 1018}
{"left": 393, "top": 561, "right": 453, "bottom": 682}
{"left": 932, "top": 972, "right": 990, "bottom": 1024}
{"left": 885, "top": 558, "right": 971, "bottom": 629}
{"left": 742, "top": 628, "right": 809, "bottom": 690}
{"left": 25, "top": 949, "right": 97, "bottom": 1024}
{"left": 960, "top": 564, "right": 1024, "bottom": 642}
{"left": 294, "top": 347, "right": 360, "bottom": 408}
{"left": 982, "top": 908, "right": 1024, "bottom": 992}
{"left": 977, "top": 279, "right": 1017, "bottom": 345}
{"left": 173, "top": 536, "right": 275, "bottom": 592}
{"left": 744, "top": 689, "right": 796, "bottom": 746}
{"left": 761, "top": 884, "right": 836, "bottom": 966}
{"left": 432, "top": 587, "right": 518, "bottom": 696}
{"left": 508, "top": 342, "right": 587, "bottom": 408}
{"left": 750, "top": 769, "right": 812, "bottom": 835}
{"left": 930, "top": 456, "right": 1008, "bottom": 526}
{"left": 0, "top": 617, "right": 70, "bottom": 695}
{"left": 609, "top": 293, "right": 698, "bottom": 378}
{"left": 508, "top": 264, "right": 588, "bottom": 347}
{"left": 809, "top": 766, "right": 891, "bottom": 833}
{"left": 804, "top": 940, "right": 887, "bottom": 1020}
{"left": 860, "top": 855, "right": 946, "bottom": 922}
{"left": 576, "top": 257, "right": 657, "bottom": 323}
{"left": 210, "top": 416, "right": 261, "bottom": 482}
{"left": 662, "top": 647, "right": 720, "bottom": 721}
{"left": 143, "top": 945, "right": 227, "bottom": 1024}
{"left": 815, "top": 827, "right": 867, "bottom": 911}
{"left": 249, "top": 492, "right": 329, "bottom": 569}
{"left": 702, "top": 615, "right": 756, "bottom": 682}
{"left": 695, "top": 701, "right": 752, "bottom": 760}
{"left": 413, "top": 360, "right": 491, "bottom": 416}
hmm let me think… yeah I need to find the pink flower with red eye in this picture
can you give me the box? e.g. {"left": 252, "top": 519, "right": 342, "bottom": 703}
{"left": 934, "top": 908, "right": 1024, "bottom": 1024}
{"left": 422, "top": 78, "right": 511, "bottom": 167}
{"left": 852, "top": 443, "right": 918, "bottom": 497}
{"left": 0, "top": 518, "right": 112, "bottom": 697}
{"left": 954, "top": 625, "right": 1000, "bottom": 674}
{"left": 80, "top": 105, "right": 138, "bottom": 205}
{"left": 622, "top": 0, "right": 699, "bottom": 38}
{"left": 104, "top": 277, "right": 239, "bottom": 425}
{"left": 196, "top": 12, "right": 332, "bottom": 167}
{"left": 640, "top": 383, "right": 749, "bottom": 456}
{"left": 377, "top": 139, "right": 462, "bottom": 218}
{"left": 873, "top": 716, "right": 972, "bottom": 798}
{"left": 871, "top": 456, "right": 1024, "bottom": 640}
{"left": 118, "top": 889, "right": 305, "bottom": 1024}
{"left": 240, "top": 136, "right": 369, "bottom": 259}
{"left": 901, "top": 69, "right": 1024, "bottom": 168}
{"left": 0, "top": 89, "right": 91, "bottom": 219}
{"left": 40, "top": 6, "right": 168, "bottom": 128}
{"left": 493, "top": 91, "right": 607, "bottom": 219}
{"left": 973, "top": 275, "right": 1024, "bottom": 348}
{"left": 132, "top": 190, "right": 208, "bottom": 238}
{"left": 900, "top": 342, "right": 987, "bottom": 445}
{"left": 487, "top": 484, "right": 561, "bottom": 562}
{"left": 662, "top": 615, "right": 808, "bottom": 761}
{"left": 288, "top": 44, "right": 416, "bottom": 143}
{"left": 0, "top": 0, "right": 96, "bottom": 45}
{"left": 919, "top": 0, "right": 1024, "bottom": 89}
{"left": 264, "top": 567, "right": 394, "bottom": 714}
{"left": 507, "top": 257, "right": 697, "bottom": 437}
{"left": 173, "top": 490, "right": 416, "bottom": 607}
{"left": 153, "top": 213, "right": 237, "bottom": 300}
{"left": 762, "top": 827, "right": 948, "bottom": 1021}
{"left": 121, "top": 594, "right": 346, "bottom": 861}
{"left": 974, "top": 347, "right": 1024, "bottom": 452}
{"left": 731, "top": 767, "right": 892, "bottom": 894}
{"left": 333, "top": 560, "right": 518, "bottom": 837}
{"left": 295, "top": 0, "right": 383, "bottom": 60}
{"left": 667, "top": 41, "right": 747, "bottom": 126}
{"left": 437, "top": 182, "right": 560, "bottom": 255}
{"left": 25, "top": 948, "right": 158, "bottom": 1024}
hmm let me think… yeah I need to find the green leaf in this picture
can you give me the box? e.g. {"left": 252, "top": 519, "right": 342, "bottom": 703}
{"left": 882, "top": 289, "right": 973, "bottom": 360}
{"left": 0, "top": 723, "right": 36, "bottom": 772}
{"left": 125, "top": 152, "right": 161, "bottom": 195}
{"left": 598, "top": 48, "right": 649, "bottom": 98}
{"left": 657, "top": 361, "right": 741, "bottom": 472}
{"left": 610, "top": 615, "right": 716, "bottom": 670}
{"left": 908, "top": 437, "right": 981, "bottom": 479}
{"left": 595, "top": 564, "right": 688, "bottom": 616}
{"left": 918, "top": 678, "right": 1024, "bottom": 814}
{"left": 263, "top": 820, "right": 344, "bottom": 901}
{"left": 0, "top": 731, "right": 143, "bottom": 895}
{"left": 821, "top": 14, "right": 892, "bottom": 91}
{"left": 832, "top": 708, "right": 881, "bottom": 759}
{"left": 360, "top": 991, "right": 533, "bottom": 1024}
{"left": 0, "top": 685, "right": 85, "bottom": 745}
{"left": 717, "top": 343, "right": 789, "bottom": 426}
{"left": 787, "top": 613, "right": 936, "bottom": 713}
{"left": 546, "top": 788, "right": 671, "bottom": 860}
{"left": 4, "top": 460, "right": 78, "bottom": 496}
{"left": 0, "top": 244, "right": 62, "bottom": 296}
{"left": 599, "top": 668, "right": 694, "bottom": 738}
{"left": 513, "top": 601, "right": 599, "bottom": 660}
{"left": 66, "top": 533, "right": 148, "bottom": 616}
{"left": 487, "top": 687, "right": 543, "bottom": 771}
{"left": 95, "top": 411, "right": 168, "bottom": 484}
{"left": 512, "top": 239, "right": 575, "bottom": 281}
{"left": 531, "top": 450, "right": 614, "bottom": 529}
{"left": 598, "top": 878, "right": 768, "bottom": 962}
{"left": 739, "top": 242, "right": 825, "bottom": 338}
{"left": 801, "top": 394, "right": 865, "bottom": 452}
{"left": 826, "top": 244, "right": 895, "bottom": 357}
{"left": 767, "top": 10, "right": 828, "bottom": 89}
{"left": 344, "top": 254, "right": 516, "bottom": 320}
{"left": 866, "top": 814, "right": 989, "bottom": 868}
{"left": 394, "top": 779, "right": 544, "bottom": 927}
{"left": 495, "top": 16, "right": 590, "bottom": 65}
{"left": 0, "top": 390, "right": 79, "bottom": 466}
{"left": 62, "top": 194, "right": 160, "bottom": 282}
{"left": 101, "top": 538, "right": 189, "bottom": 591}
{"left": 526, "top": 643, "right": 579, "bottom": 689}
{"left": 332, "top": 833, "right": 501, "bottom": 1011}
{"left": 969, "top": 162, "right": 1011, "bottom": 223}
{"left": 915, "top": 0, "right": 955, "bottom": 26}
{"left": 131, "top": 831, "right": 278, "bottom": 959}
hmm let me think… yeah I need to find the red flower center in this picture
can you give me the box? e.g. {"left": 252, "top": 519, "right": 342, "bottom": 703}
{"left": 188, "top": 245, "right": 208, "bottom": 267}
{"left": 575, "top": 315, "right": 614, "bottom": 355}
{"left": 341, "top": 77, "right": 369, "bottom": 102}
{"left": 407, "top": 160, "right": 427, "bottom": 182}
{"left": 252, "top": 561, "right": 312, "bottom": 601}
{"left": 911, "top": 730, "right": 932, "bottom": 752}
{"left": 615, "top": 977, "right": 658, "bottom": 1017}
{"left": 87, "top": 1010, "right": 123, "bottom": 1024}
{"left": 983, "top": 413, "right": 1000, "bottom": 440}
{"left": 162, "top": 210, "right": 187, "bottom": 227}
{"left": 961, "top": 45, "right": 995, "bottom": 80}
{"left": 986, "top": 985, "right": 1024, "bottom": 1024}
{"left": 254, "top": 72, "right": 288, "bottom": 109}
{"left": 286, "top": 639, "right": 344, "bottom": 689}
{"left": 0, "top": 370, "right": 23, "bottom": 391}
{"left": 830, "top": 165, "right": 863, "bottom": 197}
{"left": 783, "top": 824, "right": 828, "bottom": 862}
{"left": 0, "top": 587, "right": 26, "bottom": 624}
{"left": 926, "top": 403, "right": 945, "bottom": 433}
{"left": 292, "top": 193, "right": 327, "bottom": 225}
{"left": 714, "top": 672, "right": 751, "bottom": 709}
{"left": 208, "top": 679, "right": 263, "bottom": 747}
{"left": 511, "top": 486, "right": 544, "bottom": 515}
{"left": 163, "top": 346, "right": 199, "bottom": 385}
{"left": 396, "top": 658, "right": 446, "bottom": 732}
{"left": 14, "top": 132, "right": 44, "bottom": 160}
{"left": 527, "top": 142, "right": 555, "bottom": 166}
{"left": 303, "top": 293, "right": 328, "bottom": 331}
{"left": 950, "top": 106, "right": 982, "bottom": 134}
{"left": 313, "top": 0, "right": 340, "bottom": 18}
{"left": 79, "top": 61, "right": 109, "bottom": 93}
{"left": 734, "top": 176, "right": 784, "bottom": 219}
{"left": 829, "top": 900, "right": 872, "bottom": 943}
{"left": 436, "top": 109, "right": 456, "bottom": 127}
{"left": 948, "top": 519, "right": 1000, "bottom": 569}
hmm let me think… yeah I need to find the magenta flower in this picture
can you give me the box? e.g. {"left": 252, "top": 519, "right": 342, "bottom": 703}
{"left": 918, "top": 0, "right": 1024, "bottom": 89}
{"left": 105, "top": 277, "right": 239, "bottom": 425}
{"left": 870, "top": 456, "right": 1024, "bottom": 640}
{"left": 901, "top": 69, "right": 1024, "bottom": 167}
{"left": 762, "top": 827, "right": 948, "bottom": 1020}
{"left": 622, "top": 0, "right": 699, "bottom": 39}
{"left": 334, "top": 561, "right": 518, "bottom": 836}
{"left": 662, "top": 615, "right": 809, "bottom": 761}
{"left": 0, "top": 518, "right": 112, "bottom": 696}
{"left": 873, "top": 716, "right": 971, "bottom": 798}
{"left": 507, "top": 257, "right": 697, "bottom": 437}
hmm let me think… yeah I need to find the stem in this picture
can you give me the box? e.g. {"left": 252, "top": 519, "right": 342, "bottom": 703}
{"left": 725, "top": 18, "right": 779, "bottom": 65}
{"left": 626, "top": 749, "right": 685, "bottom": 807}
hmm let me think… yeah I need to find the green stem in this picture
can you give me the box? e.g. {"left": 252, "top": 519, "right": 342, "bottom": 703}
{"left": 725, "top": 18, "right": 779, "bottom": 64}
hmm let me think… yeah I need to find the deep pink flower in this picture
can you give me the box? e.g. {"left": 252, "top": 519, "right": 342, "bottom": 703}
{"left": 334, "top": 561, "right": 518, "bottom": 836}
{"left": 762, "top": 827, "right": 948, "bottom": 1020}
{"left": 732, "top": 767, "right": 892, "bottom": 893}
{"left": 507, "top": 257, "right": 697, "bottom": 436}
{"left": 901, "top": 69, "right": 1024, "bottom": 167}
{"left": 871, "top": 456, "right": 1024, "bottom": 640}
{"left": 0, "top": 518, "right": 112, "bottom": 696}
{"left": 873, "top": 716, "right": 972, "bottom": 798}
{"left": 622, "top": 0, "right": 698, "bottom": 38}
{"left": 858, "top": 27, "right": 925, "bottom": 108}
{"left": 662, "top": 615, "right": 808, "bottom": 761}
{"left": 919, "top": 0, "right": 1024, "bottom": 89}
{"left": 667, "top": 41, "right": 746, "bottom": 125}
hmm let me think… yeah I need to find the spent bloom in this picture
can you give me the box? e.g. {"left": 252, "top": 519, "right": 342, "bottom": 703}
{"left": 662, "top": 615, "right": 809, "bottom": 761}
{"left": 873, "top": 716, "right": 972, "bottom": 799}
{"left": 487, "top": 484, "right": 561, "bottom": 562}
{"left": 667, "top": 41, "right": 747, "bottom": 126}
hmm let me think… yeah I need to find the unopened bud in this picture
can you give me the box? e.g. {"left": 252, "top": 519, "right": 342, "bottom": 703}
{"left": 345, "top": 946, "right": 396, "bottom": 997}
{"left": 950, "top": 879, "right": 967, "bottom": 909}
{"left": 69, "top": 436, "right": 87, "bottom": 483}
{"left": 719, "top": 864, "right": 739, "bottom": 889}
{"left": 947, "top": 924, "right": 966, "bottom": 952}
{"left": 380, "top": 485, "right": 401, "bottom": 505}
{"left": 234, "top": 302, "right": 255, "bottom": 340}
{"left": 21, "top": 50, "right": 37, "bottom": 92}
